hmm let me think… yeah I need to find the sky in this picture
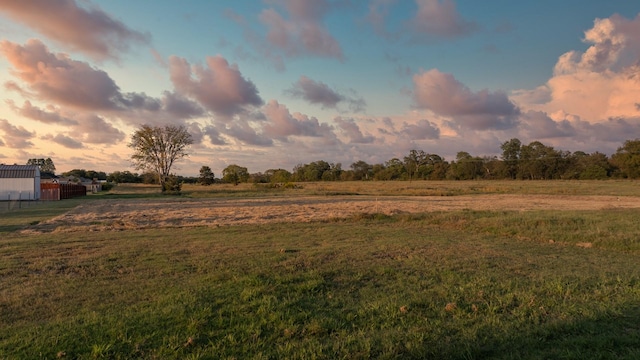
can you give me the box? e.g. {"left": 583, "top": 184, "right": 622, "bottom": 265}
{"left": 0, "top": 0, "right": 639, "bottom": 177}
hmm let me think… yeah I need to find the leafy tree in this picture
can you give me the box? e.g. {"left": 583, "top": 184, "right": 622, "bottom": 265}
{"left": 222, "top": 164, "right": 249, "bottom": 185}
{"left": 403, "top": 150, "right": 429, "bottom": 181}
{"left": 579, "top": 152, "right": 612, "bottom": 179}
{"left": 611, "top": 139, "right": 640, "bottom": 178}
{"left": 426, "top": 154, "right": 449, "bottom": 180}
{"left": 129, "top": 124, "right": 193, "bottom": 192}
{"left": 62, "top": 169, "right": 107, "bottom": 180}
{"left": 163, "top": 175, "right": 183, "bottom": 194}
{"left": 265, "top": 168, "right": 292, "bottom": 183}
{"left": 373, "top": 158, "right": 406, "bottom": 180}
{"left": 141, "top": 172, "right": 159, "bottom": 184}
{"left": 107, "top": 171, "right": 142, "bottom": 183}
{"left": 450, "top": 151, "right": 483, "bottom": 180}
{"left": 480, "top": 156, "right": 501, "bottom": 179}
{"left": 500, "top": 138, "right": 521, "bottom": 179}
{"left": 198, "top": 166, "right": 215, "bottom": 185}
{"left": 563, "top": 152, "right": 612, "bottom": 179}
{"left": 27, "top": 158, "right": 56, "bottom": 175}
{"left": 326, "top": 163, "right": 343, "bottom": 181}
{"left": 350, "top": 160, "right": 372, "bottom": 180}
{"left": 519, "top": 141, "right": 566, "bottom": 180}
{"left": 292, "top": 161, "right": 333, "bottom": 181}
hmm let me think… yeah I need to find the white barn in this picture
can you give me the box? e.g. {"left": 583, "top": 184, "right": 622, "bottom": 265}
{"left": 0, "top": 165, "right": 41, "bottom": 201}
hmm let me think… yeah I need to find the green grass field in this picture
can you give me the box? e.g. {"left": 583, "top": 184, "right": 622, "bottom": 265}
{"left": 1, "top": 181, "right": 639, "bottom": 359}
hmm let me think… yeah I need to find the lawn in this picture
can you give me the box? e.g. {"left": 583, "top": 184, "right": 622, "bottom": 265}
{"left": 1, "top": 181, "right": 639, "bottom": 359}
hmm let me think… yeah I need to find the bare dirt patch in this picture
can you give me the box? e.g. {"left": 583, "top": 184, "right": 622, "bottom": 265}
{"left": 21, "top": 194, "right": 640, "bottom": 234}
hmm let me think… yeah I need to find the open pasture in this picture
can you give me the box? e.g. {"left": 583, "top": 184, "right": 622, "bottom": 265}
{"left": 1, "top": 181, "right": 640, "bottom": 359}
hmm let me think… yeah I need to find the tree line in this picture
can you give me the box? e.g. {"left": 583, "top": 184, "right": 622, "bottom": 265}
{"left": 26, "top": 126, "right": 640, "bottom": 187}
{"left": 142, "top": 137, "right": 640, "bottom": 184}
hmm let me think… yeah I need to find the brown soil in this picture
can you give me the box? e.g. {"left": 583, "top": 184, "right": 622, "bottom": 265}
{"left": 22, "top": 194, "right": 639, "bottom": 234}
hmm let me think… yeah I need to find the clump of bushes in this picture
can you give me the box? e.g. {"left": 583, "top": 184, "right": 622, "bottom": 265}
{"left": 162, "top": 176, "right": 183, "bottom": 195}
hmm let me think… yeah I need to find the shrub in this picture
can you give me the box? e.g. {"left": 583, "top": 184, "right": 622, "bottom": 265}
{"left": 162, "top": 175, "right": 183, "bottom": 195}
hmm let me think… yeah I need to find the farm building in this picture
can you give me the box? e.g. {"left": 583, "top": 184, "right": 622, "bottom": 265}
{"left": 0, "top": 165, "right": 41, "bottom": 201}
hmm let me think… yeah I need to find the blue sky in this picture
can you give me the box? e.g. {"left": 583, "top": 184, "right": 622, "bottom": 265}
{"left": 0, "top": 0, "right": 639, "bottom": 176}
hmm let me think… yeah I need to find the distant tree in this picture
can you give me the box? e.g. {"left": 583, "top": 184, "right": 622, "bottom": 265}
{"left": 403, "top": 150, "right": 428, "bottom": 181}
{"left": 27, "top": 158, "right": 56, "bottom": 175}
{"left": 265, "top": 168, "right": 292, "bottom": 183}
{"left": 350, "top": 160, "right": 372, "bottom": 180}
{"left": 326, "top": 163, "right": 343, "bottom": 181}
{"left": 198, "top": 166, "right": 215, "bottom": 185}
{"left": 519, "top": 141, "right": 564, "bottom": 180}
{"left": 381, "top": 158, "right": 407, "bottom": 180}
{"left": 500, "top": 138, "right": 521, "bottom": 179}
{"left": 611, "top": 139, "right": 640, "bottom": 178}
{"left": 291, "top": 161, "right": 333, "bottom": 181}
{"left": 155, "top": 174, "right": 183, "bottom": 194}
{"left": 480, "top": 156, "right": 502, "bottom": 179}
{"left": 129, "top": 124, "right": 193, "bottom": 192}
{"left": 62, "top": 169, "right": 108, "bottom": 180}
{"left": 222, "top": 164, "right": 249, "bottom": 185}
{"left": 62, "top": 169, "right": 87, "bottom": 178}
{"left": 450, "top": 151, "right": 483, "bottom": 180}
{"left": 579, "top": 152, "right": 612, "bottom": 179}
{"left": 107, "top": 171, "right": 142, "bottom": 183}
{"left": 141, "top": 172, "right": 159, "bottom": 184}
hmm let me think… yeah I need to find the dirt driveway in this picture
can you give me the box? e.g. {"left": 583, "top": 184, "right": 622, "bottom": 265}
{"left": 21, "top": 194, "right": 639, "bottom": 234}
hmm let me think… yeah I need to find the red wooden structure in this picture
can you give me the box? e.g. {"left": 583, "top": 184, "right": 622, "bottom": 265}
{"left": 40, "top": 183, "right": 87, "bottom": 200}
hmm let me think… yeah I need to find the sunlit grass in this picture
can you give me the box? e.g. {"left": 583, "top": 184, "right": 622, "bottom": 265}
{"left": 2, "top": 207, "right": 640, "bottom": 358}
{"left": 183, "top": 179, "right": 640, "bottom": 198}
{"left": 1, "top": 180, "right": 639, "bottom": 358}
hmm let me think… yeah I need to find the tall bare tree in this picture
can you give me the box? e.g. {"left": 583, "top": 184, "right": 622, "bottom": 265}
{"left": 129, "top": 124, "right": 193, "bottom": 192}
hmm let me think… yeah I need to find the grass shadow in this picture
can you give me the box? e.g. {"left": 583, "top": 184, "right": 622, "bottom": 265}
{"left": 467, "top": 302, "right": 640, "bottom": 359}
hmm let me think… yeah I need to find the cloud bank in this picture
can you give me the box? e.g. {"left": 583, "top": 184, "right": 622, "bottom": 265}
{"left": 0, "top": 0, "right": 150, "bottom": 60}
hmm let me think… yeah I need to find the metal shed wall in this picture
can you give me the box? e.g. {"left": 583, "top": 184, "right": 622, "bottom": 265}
{"left": 0, "top": 179, "right": 39, "bottom": 200}
{"left": 0, "top": 165, "right": 41, "bottom": 200}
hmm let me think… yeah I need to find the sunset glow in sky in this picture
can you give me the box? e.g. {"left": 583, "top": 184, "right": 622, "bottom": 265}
{"left": 1, "top": 0, "right": 639, "bottom": 176}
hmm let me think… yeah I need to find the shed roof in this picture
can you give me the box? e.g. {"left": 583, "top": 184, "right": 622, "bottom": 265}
{"left": 0, "top": 165, "right": 41, "bottom": 179}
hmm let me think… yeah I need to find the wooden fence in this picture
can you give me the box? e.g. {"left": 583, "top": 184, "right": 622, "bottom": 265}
{"left": 41, "top": 183, "right": 87, "bottom": 200}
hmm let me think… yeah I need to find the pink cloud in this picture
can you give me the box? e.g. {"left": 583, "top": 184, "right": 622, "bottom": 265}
{"left": 334, "top": 117, "right": 376, "bottom": 144}
{"left": 203, "top": 125, "right": 227, "bottom": 146}
{"left": 400, "top": 119, "right": 440, "bottom": 140}
{"left": 0, "top": 39, "right": 124, "bottom": 110}
{"left": 0, "top": 0, "right": 150, "bottom": 60}
{"left": 520, "top": 111, "right": 575, "bottom": 139}
{"left": 169, "top": 55, "right": 263, "bottom": 118}
{"left": 408, "top": 0, "right": 478, "bottom": 40}
{"left": 224, "top": 121, "right": 273, "bottom": 147}
{"left": 513, "top": 14, "right": 640, "bottom": 123}
{"left": 259, "top": 0, "right": 344, "bottom": 60}
{"left": 554, "top": 14, "right": 640, "bottom": 75}
{"left": 6, "top": 100, "right": 78, "bottom": 126}
{"left": 73, "top": 114, "right": 125, "bottom": 144}
{"left": 262, "top": 100, "right": 333, "bottom": 139}
{"left": 287, "top": 76, "right": 342, "bottom": 108}
{"left": 0, "top": 119, "right": 35, "bottom": 148}
{"left": 41, "top": 133, "right": 83, "bottom": 149}
{"left": 286, "top": 76, "right": 366, "bottom": 111}
{"left": 413, "top": 69, "right": 519, "bottom": 130}
{"left": 161, "top": 91, "right": 205, "bottom": 119}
